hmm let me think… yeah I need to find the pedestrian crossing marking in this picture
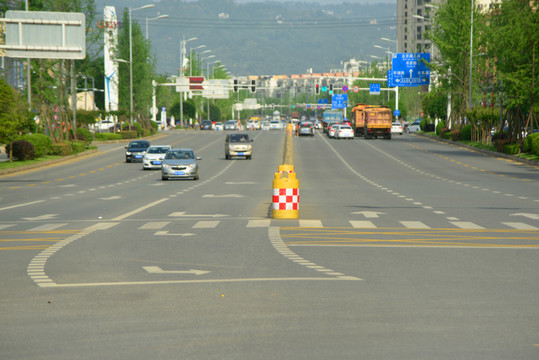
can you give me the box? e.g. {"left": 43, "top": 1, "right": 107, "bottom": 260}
{"left": 502, "top": 222, "right": 538, "bottom": 230}
{"left": 400, "top": 221, "right": 430, "bottom": 229}
{"left": 247, "top": 220, "right": 271, "bottom": 227}
{"left": 450, "top": 221, "right": 485, "bottom": 230}
{"left": 193, "top": 221, "right": 220, "bottom": 229}
{"left": 299, "top": 220, "right": 323, "bottom": 228}
{"left": 27, "top": 223, "right": 68, "bottom": 231}
{"left": 139, "top": 222, "right": 170, "bottom": 229}
{"left": 349, "top": 220, "right": 376, "bottom": 228}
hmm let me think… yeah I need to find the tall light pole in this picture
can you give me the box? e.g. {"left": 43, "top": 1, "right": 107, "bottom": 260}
{"left": 129, "top": 4, "right": 155, "bottom": 125}
{"left": 146, "top": 14, "right": 168, "bottom": 40}
{"left": 468, "top": 0, "right": 474, "bottom": 108}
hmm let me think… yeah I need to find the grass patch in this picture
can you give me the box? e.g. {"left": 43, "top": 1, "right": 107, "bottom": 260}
{"left": 0, "top": 155, "right": 64, "bottom": 170}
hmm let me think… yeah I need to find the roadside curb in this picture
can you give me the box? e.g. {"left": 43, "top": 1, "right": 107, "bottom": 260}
{"left": 0, "top": 149, "right": 99, "bottom": 176}
{"left": 415, "top": 133, "right": 539, "bottom": 167}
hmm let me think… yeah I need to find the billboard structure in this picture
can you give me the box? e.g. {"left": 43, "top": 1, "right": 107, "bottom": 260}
{"left": 103, "top": 6, "right": 119, "bottom": 112}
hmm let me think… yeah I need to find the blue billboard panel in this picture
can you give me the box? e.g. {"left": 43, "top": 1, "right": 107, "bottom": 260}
{"left": 331, "top": 94, "right": 348, "bottom": 109}
{"left": 389, "top": 53, "right": 430, "bottom": 87}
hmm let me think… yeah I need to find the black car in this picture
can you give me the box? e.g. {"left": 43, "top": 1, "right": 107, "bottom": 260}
{"left": 125, "top": 140, "right": 150, "bottom": 163}
{"left": 200, "top": 120, "right": 212, "bottom": 130}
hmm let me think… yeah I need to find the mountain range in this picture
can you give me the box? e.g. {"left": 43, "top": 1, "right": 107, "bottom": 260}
{"left": 95, "top": 0, "right": 397, "bottom": 76}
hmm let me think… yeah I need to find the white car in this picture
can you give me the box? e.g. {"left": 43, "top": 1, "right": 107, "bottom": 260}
{"left": 327, "top": 124, "right": 339, "bottom": 138}
{"left": 407, "top": 119, "right": 422, "bottom": 133}
{"left": 269, "top": 120, "right": 282, "bottom": 130}
{"left": 391, "top": 122, "right": 403, "bottom": 135}
{"left": 142, "top": 145, "right": 172, "bottom": 170}
{"left": 334, "top": 125, "right": 354, "bottom": 139}
{"left": 214, "top": 122, "right": 224, "bottom": 131}
{"left": 261, "top": 121, "right": 270, "bottom": 131}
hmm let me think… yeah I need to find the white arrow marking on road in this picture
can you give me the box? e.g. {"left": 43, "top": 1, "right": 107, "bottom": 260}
{"left": 202, "top": 194, "right": 245, "bottom": 198}
{"left": 154, "top": 231, "right": 196, "bottom": 237}
{"left": 99, "top": 196, "right": 122, "bottom": 200}
{"left": 510, "top": 213, "right": 539, "bottom": 220}
{"left": 23, "top": 214, "right": 58, "bottom": 221}
{"left": 143, "top": 266, "right": 210, "bottom": 276}
{"left": 351, "top": 211, "right": 386, "bottom": 218}
{"left": 169, "top": 212, "right": 228, "bottom": 218}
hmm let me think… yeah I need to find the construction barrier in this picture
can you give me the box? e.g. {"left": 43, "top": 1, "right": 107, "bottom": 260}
{"left": 278, "top": 164, "right": 294, "bottom": 173}
{"left": 272, "top": 171, "right": 299, "bottom": 219}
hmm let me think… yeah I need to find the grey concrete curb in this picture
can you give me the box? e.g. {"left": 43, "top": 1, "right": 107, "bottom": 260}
{"left": 0, "top": 149, "right": 99, "bottom": 176}
{"left": 415, "top": 133, "right": 539, "bottom": 167}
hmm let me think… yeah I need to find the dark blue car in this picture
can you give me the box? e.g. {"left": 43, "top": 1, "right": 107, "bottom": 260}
{"left": 125, "top": 140, "right": 150, "bottom": 163}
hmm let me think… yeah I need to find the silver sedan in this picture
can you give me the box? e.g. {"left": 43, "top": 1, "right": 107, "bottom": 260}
{"left": 161, "top": 149, "right": 201, "bottom": 180}
{"left": 142, "top": 145, "right": 171, "bottom": 170}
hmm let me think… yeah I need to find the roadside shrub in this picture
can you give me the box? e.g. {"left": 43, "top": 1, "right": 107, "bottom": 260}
{"left": 460, "top": 124, "right": 472, "bottom": 141}
{"left": 120, "top": 130, "right": 137, "bottom": 139}
{"left": 51, "top": 142, "right": 72, "bottom": 156}
{"left": 94, "top": 132, "right": 122, "bottom": 141}
{"left": 70, "top": 141, "right": 85, "bottom": 153}
{"left": 451, "top": 129, "right": 461, "bottom": 141}
{"left": 523, "top": 133, "right": 539, "bottom": 154}
{"left": 76, "top": 127, "right": 93, "bottom": 146}
{"left": 503, "top": 143, "right": 520, "bottom": 155}
{"left": 436, "top": 121, "right": 445, "bottom": 136}
{"left": 532, "top": 133, "right": 539, "bottom": 156}
{"left": 18, "top": 133, "right": 53, "bottom": 158}
{"left": 420, "top": 118, "right": 428, "bottom": 131}
{"left": 6, "top": 140, "right": 35, "bottom": 160}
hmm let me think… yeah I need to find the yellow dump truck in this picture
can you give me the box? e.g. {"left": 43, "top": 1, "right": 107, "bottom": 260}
{"left": 364, "top": 106, "right": 393, "bottom": 139}
{"left": 351, "top": 103, "right": 373, "bottom": 137}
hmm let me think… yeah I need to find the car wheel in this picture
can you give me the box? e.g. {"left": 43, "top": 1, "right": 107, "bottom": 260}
{"left": 126, "top": 158, "right": 130, "bottom": 163}
{"left": 162, "top": 176, "right": 168, "bottom": 181}
{"left": 247, "top": 155, "right": 252, "bottom": 160}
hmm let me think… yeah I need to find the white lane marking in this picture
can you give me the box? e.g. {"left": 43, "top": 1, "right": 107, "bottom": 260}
{"left": 0, "top": 200, "right": 46, "bottom": 211}
{"left": 400, "top": 221, "right": 430, "bottom": 229}
{"left": 202, "top": 194, "right": 245, "bottom": 198}
{"left": 139, "top": 222, "right": 170, "bottom": 229}
{"left": 154, "top": 231, "right": 196, "bottom": 237}
{"left": 268, "top": 226, "right": 361, "bottom": 281}
{"left": 349, "top": 220, "right": 376, "bottom": 228}
{"left": 169, "top": 212, "right": 228, "bottom": 218}
{"left": 23, "top": 214, "right": 58, "bottom": 221}
{"left": 351, "top": 211, "right": 386, "bottom": 218}
{"left": 511, "top": 213, "right": 539, "bottom": 220}
{"left": 502, "top": 222, "right": 538, "bottom": 230}
{"left": 143, "top": 266, "right": 210, "bottom": 275}
{"left": 112, "top": 198, "right": 170, "bottom": 221}
{"left": 27, "top": 223, "right": 68, "bottom": 231}
{"left": 450, "top": 221, "right": 485, "bottom": 229}
{"left": 0, "top": 224, "right": 16, "bottom": 230}
{"left": 192, "top": 221, "right": 220, "bottom": 229}
{"left": 247, "top": 220, "right": 271, "bottom": 227}
{"left": 299, "top": 220, "right": 323, "bottom": 227}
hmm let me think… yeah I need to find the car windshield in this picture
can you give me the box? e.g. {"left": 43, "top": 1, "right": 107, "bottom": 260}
{"left": 129, "top": 141, "right": 149, "bottom": 149}
{"left": 230, "top": 134, "right": 249, "bottom": 142}
{"left": 148, "top": 147, "right": 169, "bottom": 154}
{"left": 165, "top": 150, "right": 194, "bottom": 159}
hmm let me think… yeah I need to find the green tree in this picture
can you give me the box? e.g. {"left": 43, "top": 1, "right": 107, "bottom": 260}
{"left": 429, "top": 0, "right": 485, "bottom": 128}
{"left": 0, "top": 78, "right": 33, "bottom": 162}
{"left": 485, "top": 1, "right": 539, "bottom": 140}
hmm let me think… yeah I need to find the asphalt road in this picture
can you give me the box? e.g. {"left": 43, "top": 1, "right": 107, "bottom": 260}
{"left": 1, "top": 129, "right": 538, "bottom": 359}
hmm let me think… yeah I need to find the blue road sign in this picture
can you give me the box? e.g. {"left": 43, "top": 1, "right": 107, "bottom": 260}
{"left": 393, "top": 109, "right": 400, "bottom": 117}
{"left": 331, "top": 94, "right": 348, "bottom": 109}
{"left": 318, "top": 98, "right": 328, "bottom": 104}
{"left": 390, "top": 53, "right": 430, "bottom": 87}
{"left": 369, "top": 83, "right": 381, "bottom": 95}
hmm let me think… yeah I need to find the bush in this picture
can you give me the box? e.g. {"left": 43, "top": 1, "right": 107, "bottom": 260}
{"left": 51, "top": 142, "right": 72, "bottom": 156}
{"left": 119, "top": 130, "right": 137, "bottom": 139}
{"left": 436, "top": 121, "right": 445, "bottom": 136}
{"left": 18, "top": 133, "right": 53, "bottom": 158}
{"left": 523, "top": 133, "right": 539, "bottom": 154}
{"left": 420, "top": 118, "right": 428, "bottom": 131}
{"left": 503, "top": 143, "right": 520, "bottom": 155}
{"left": 6, "top": 140, "right": 35, "bottom": 160}
{"left": 94, "top": 132, "right": 122, "bottom": 141}
{"left": 70, "top": 141, "right": 85, "bottom": 154}
{"left": 451, "top": 129, "right": 461, "bottom": 141}
{"left": 531, "top": 133, "right": 539, "bottom": 156}
{"left": 76, "top": 128, "right": 93, "bottom": 145}
{"left": 461, "top": 124, "right": 472, "bottom": 141}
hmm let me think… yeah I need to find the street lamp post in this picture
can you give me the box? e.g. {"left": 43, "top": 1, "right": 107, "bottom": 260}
{"left": 129, "top": 4, "right": 155, "bottom": 126}
{"left": 145, "top": 14, "right": 169, "bottom": 40}
{"left": 179, "top": 37, "right": 198, "bottom": 128}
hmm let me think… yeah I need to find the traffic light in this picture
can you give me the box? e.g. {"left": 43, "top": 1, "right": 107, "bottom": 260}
{"left": 329, "top": 83, "right": 333, "bottom": 94}
{"left": 315, "top": 83, "right": 320, "bottom": 95}
{"left": 250, "top": 79, "right": 256, "bottom": 93}
{"left": 233, "top": 79, "right": 238, "bottom": 92}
